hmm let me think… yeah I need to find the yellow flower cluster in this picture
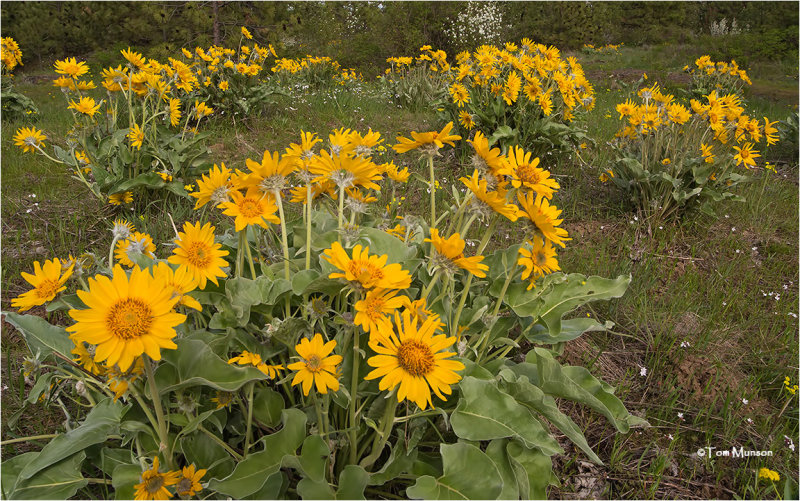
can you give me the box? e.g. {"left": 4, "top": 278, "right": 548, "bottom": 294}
{"left": 691, "top": 55, "right": 752, "bottom": 85}
{"left": 582, "top": 43, "right": 623, "bottom": 53}
{"left": 784, "top": 376, "right": 798, "bottom": 395}
{"left": 447, "top": 39, "right": 595, "bottom": 121}
{"left": 133, "top": 458, "right": 207, "bottom": 499}
{"left": 184, "top": 32, "right": 277, "bottom": 89}
{"left": 271, "top": 55, "right": 362, "bottom": 86}
{"left": 0, "top": 36, "right": 23, "bottom": 73}
{"left": 758, "top": 467, "right": 780, "bottom": 482}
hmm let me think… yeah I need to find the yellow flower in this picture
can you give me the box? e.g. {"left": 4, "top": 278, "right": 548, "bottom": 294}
{"left": 458, "top": 110, "right": 475, "bottom": 130}
{"left": 175, "top": 464, "right": 207, "bottom": 498}
{"left": 242, "top": 149, "right": 297, "bottom": 193}
{"left": 106, "top": 358, "right": 145, "bottom": 400}
{"left": 425, "top": 229, "right": 488, "bottom": 278}
{"left": 13, "top": 126, "right": 46, "bottom": 153}
{"left": 449, "top": 82, "right": 470, "bottom": 107}
{"left": 763, "top": 117, "right": 780, "bottom": 146}
{"left": 661, "top": 158, "right": 671, "bottom": 165}
{"left": 309, "top": 149, "right": 382, "bottom": 191}
{"left": 758, "top": 467, "right": 780, "bottom": 482}
{"left": 502, "top": 70, "right": 522, "bottom": 105}
{"left": 114, "top": 231, "right": 156, "bottom": 267}
{"left": 151, "top": 262, "right": 202, "bottom": 311}
{"left": 194, "top": 100, "right": 214, "bottom": 119}
{"left": 127, "top": 124, "right": 145, "bottom": 150}
{"left": 191, "top": 163, "right": 233, "bottom": 209}
{"left": 505, "top": 146, "right": 560, "bottom": 198}
{"left": 700, "top": 143, "right": 715, "bottom": 164}
{"left": 288, "top": 334, "right": 342, "bottom": 396}
{"left": 733, "top": 143, "right": 760, "bottom": 169}
{"left": 168, "top": 98, "right": 181, "bottom": 127}
{"left": 133, "top": 457, "right": 180, "bottom": 500}
{"left": 108, "top": 192, "right": 134, "bottom": 205}
{"left": 365, "top": 309, "right": 464, "bottom": 410}
{"left": 68, "top": 96, "right": 101, "bottom": 117}
{"left": 517, "top": 236, "right": 560, "bottom": 289}
{"left": 211, "top": 391, "right": 233, "bottom": 409}
{"left": 516, "top": 191, "right": 571, "bottom": 248}
{"left": 219, "top": 188, "right": 281, "bottom": 231}
{"left": 393, "top": 122, "right": 461, "bottom": 154}
{"left": 11, "top": 258, "right": 74, "bottom": 312}
{"left": 228, "top": 350, "right": 283, "bottom": 378}
{"left": 241, "top": 26, "right": 253, "bottom": 40}
{"left": 71, "top": 342, "right": 104, "bottom": 376}
{"left": 322, "top": 242, "right": 412, "bottom": 291}
{"left": 121, "top": 47, "right": 146, "bottom": 68}
{"left": 284, "top": 130, "right": 323, "bottom": 168}
{"left": 168, "top": 222, "right": 229, "bottom": 289}
{"left": 53, "top": 57, "right": 89, "bottom": 78}
{"left": 459, "top": 170, "right": 519, "bottom": 221}
{"left": 383, "top": 162, "right": 410, "bottom": 184}
{"left": 67, "top": 265, "right": 185, "bottom": 371}
{"left": 219, "top": 80, "right": 229, "bottom": 91}
{"left": 354, "top": 288, "right": 407, "bottom": 338}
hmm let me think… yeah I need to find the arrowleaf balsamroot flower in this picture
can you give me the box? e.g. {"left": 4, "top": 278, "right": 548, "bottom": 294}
{"left": 191, "top": 163, "right": 233, "bottom": 209}
{"left": 505, "top": 145, "right": 560, "bottom": 198}
{"left": 175, "top": 464, "right": 207, "bottom": 498}
{"left": 53, "top": 57, "right": 89, "bottom": 78}
{"left": 150, "top": 262, "right": 202, "bottom": 311}
{"left": 517, "top": 236, "right": 561, "bottom": 289}
{"left": 127, "top": 124, "right": 145, "bottom": 150}
{"left": 67, "top": 265, "right": 186, "bottom": 371}
{"left": 168, "top": 221, "right": 229, "bottom": 289}
{"left": 392, "top": 121, "right": 461, "bottom": 155}
{"left": 219, "top": 188, "right": 281, "bottom": 231}
{"left": 133, "top": 457, "right": 180, "bottom": 500}
{"left": 13, "top": 126, "right": 46, "bottom": 153}
{"left": 228, "top": 350, "right": 283, "bottom": 379}
{"left": 365, "top": 310, "right": 465, "bottom": 410}
{"left": 108, "top": 191, "right": 134, "bottom": 205}
{"left": 11, "top": 258, "right": 74, "bottom": 312}
{"left": 68, "top": 96, "right": 102, "bottom": 117}
{"left": 516, "top": 191, "right": 571, "bottom": 248}
{"left": 460, "top": 170, "right": 519, "bottom": 221}
{"left": 114, "top": 231, "right": 156, "bottom": 267}
{"left": 354, "top": 288, "right": 407, "bottom": 338}
{"left": 288, "top": 333, "right": 342, "bottom": 396}
{"left": 733, "top": 142, "right": 760, "bottom": 169}
{"left": 323, "top": 241, "right": 412, "bottom": 291}
{"left": 426, "top": 229, "right": 489, "bottom": 278}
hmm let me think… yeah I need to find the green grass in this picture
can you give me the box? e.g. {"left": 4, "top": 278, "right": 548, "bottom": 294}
{"left": 2, "top": 45, "right": 798, "bottom": 499}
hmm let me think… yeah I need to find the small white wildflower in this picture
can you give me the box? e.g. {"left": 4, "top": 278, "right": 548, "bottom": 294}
{"left": 639, "top": 366, "right": 647, "bottom": 377}
{"left": 680, "top": 341, "right": 691, "bottom": 348}
{"left": 788, "top": 312, "right": 798, "bottom": 318}
{"left": 667, "top": 434, "right": 674, "bottom": 440}
{"left": 722, "top": 301, "right": 727, "bottom": 306}
{"left": 746, "top": 418, "right": 753, "bottom": 424}
{"left": 736, "top": 249, "right": 741, "bottom": 254}
{"left": 724, "top": 214, "right": 730, "bottom": 218}
{"left": 633, "top": 215, "right": 638, "bottom": 221}
{"left": 783, "top": 284, "right": 789, "bottom": 290}
{"left": 731, "top": 227, "right": 736, "bottom": 232}
{"left": 659, "top": 226, "right": 663, "bottom": 230}
{"left": 677, "top": 412, "right": 684, "bottom": 420}
{"left": 752, "top": 246, "right": 757, "bottom": 251}
{"left": 742, "top": 398, "right": 748, "bottom": 405}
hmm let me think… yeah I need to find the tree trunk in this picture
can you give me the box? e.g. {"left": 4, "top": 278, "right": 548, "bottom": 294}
{"left": 213, "top": 1, "right": 220, "bottom": 45}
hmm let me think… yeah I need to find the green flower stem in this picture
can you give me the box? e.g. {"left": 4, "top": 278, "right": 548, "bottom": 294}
{"left": 274, "top": 191, "right": 292, "bottom": 318}
{"left": 198, "top": 424, "right": 243, "bottom": 461}
{"left": 491, "top": 258, "right": 518, "bottom": 317}
{"left": 305, "top": 185, "right": 313, "bottom": 270}
{"left": 427, "top": 154, "right": 436, "bottom": 227}
{"left": 337, "top": 183, "right": 346, "bottom": 240}
{"left": 360, "top": 395, "right": 399, "bottom": 470}
{"left": 311, "top": 391, "right": 325, "bottom": 437}
{"left": 236, "top": 231, "right": 245, "bottom": 278}
{"left": 0, "top": 434, "right": 59, "bottom": 445}
{"left": 420, "top": 269, "right": 442, "bottom": 300}
{"left": 243, "top": 381, "right": 255, "bottom": 458}
{"left": 349, "top": 328, "right": 360, "bottom": 465}
{"left": 451, "top": 215, "right": 498, "bottom": 337}
{"left": 142, "top": 357, "right": 173, "bottom": 469}
{"left": 108, "top": 236, "right": 119, "bottom": 268}
{"left": 460, "top": 213, "right": 478, "bottom": 239}
{"left": 244, "top": 229, "right": 257, "bottom": 278}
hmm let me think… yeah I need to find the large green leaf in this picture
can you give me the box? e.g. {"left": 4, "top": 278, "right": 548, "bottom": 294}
{"left": 506, "top": 441, "right": 557, "bottom": 499}
{"left": 368, "top": 440, "right": 418, "bottom": 486}
{"left": 355, "top": 227, "right": 416, "bottom": 265}
{"left": 4, "top": 312, "right": 74, "bottom": 360}
{"left": 158, "top": 338, "right": 266, "bottom": 392}
{"left": 533, "top": 348, "right": 647, "bottom": 433}
{"left": 524, "top": 317, "right": 614, "bottom": 344}
{"left": 506, "top": 273, "right": 630, "bottom": 339}
{"left": 406, "top": 442, "right": 503, "bottom": 500}
{"left": 485, "top": 440, "right": 519, "bottom": 500}
{"left": 2, "top": 452, "right": 87, "bottom": 500}
{"left": 207, "top": 408, "right": 307, "bottom": 498}
{"left": 499, "top": 369, "right": 602, "bottom": 464}
{"left": 17, "top": 399, "right": 128, "bottom": 483}
{"left": 225, "top": 276, "right": 292, "bottom": 324}
{"left": 252, "top": 387, "right": 285, "bottom": 427}
{"left": 111, "top": 464, "right": 141, "bottom": 500}
{"left": 336, "top": 465, "right": 369, "bottom": 500}
{"left": 180, "top": 432, "right": 235, "bottom": 481}
{"left": 451, "top": 377, "right": 562, "bottom": 456}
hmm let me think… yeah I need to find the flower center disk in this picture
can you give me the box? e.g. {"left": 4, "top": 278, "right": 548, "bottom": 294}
{"left": 397, "top": 340, "right": 435, "bottom": 377}
{"left": 106, "top": 298, "right": 153, "bottom": 340}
